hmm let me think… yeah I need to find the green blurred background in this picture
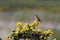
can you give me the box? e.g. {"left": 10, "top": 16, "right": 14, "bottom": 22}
{"left": 0, "top": 0, "right": 60, "bottom": 40}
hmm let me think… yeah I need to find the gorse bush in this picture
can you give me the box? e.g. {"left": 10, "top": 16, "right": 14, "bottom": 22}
{"left": 5, "top": 15, "right": 56, "bottom": 40}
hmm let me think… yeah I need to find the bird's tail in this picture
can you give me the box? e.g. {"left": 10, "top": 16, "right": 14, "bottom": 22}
{"left": 35, "top": 14, "right": 41, "bottom": 22}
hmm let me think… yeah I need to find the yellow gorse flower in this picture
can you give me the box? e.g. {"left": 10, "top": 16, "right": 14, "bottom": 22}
{"left": 23, "top": 23, "right": 29, "bottom": 31}
{"left": 16, "top": 22, "right": 22, "bottom": 27}
{"left": 44, "top": 31, "right": 48, "bottom": 34}
{"left": 37, "top": 29, "right": 42, "bottom": 33}
{"left": 47, "top": 29, "right": 53, "bottom": 35}
{"left": 5, "top": 33, "right": 11, "bottom": 40}
{"left": 31, "top": 20, "right": 39, "bottom": 27}
{"left": 15, "top": 27, "right": 23, "bottom": 35}
{"left": 20, "top": 29, "right": 24, "bottom": 33}
{"left": 44, "top": 29, "right": 53, "bottom": 35}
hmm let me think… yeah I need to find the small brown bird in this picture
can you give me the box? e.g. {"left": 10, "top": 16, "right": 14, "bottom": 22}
{"left": 35, "top": 14, "right": 41, "bottom": 22}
